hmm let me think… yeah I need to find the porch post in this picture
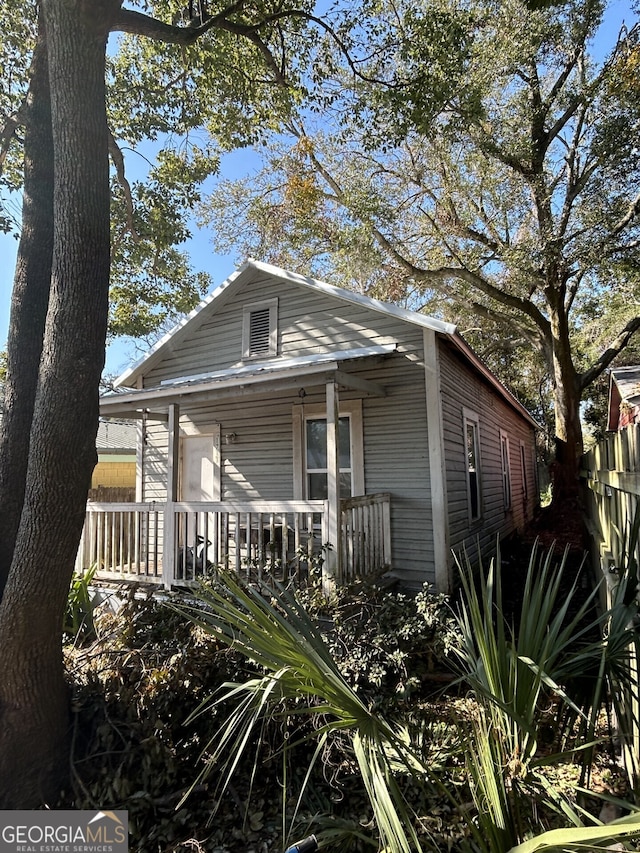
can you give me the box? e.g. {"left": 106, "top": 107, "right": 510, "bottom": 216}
{"left": 162, "top": 403, "right": 180, "bottom": 589}
{"left": 325, "top": 379, "right": 342, "bottom": 589}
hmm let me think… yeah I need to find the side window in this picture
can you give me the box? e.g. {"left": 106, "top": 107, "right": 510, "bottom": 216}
{"left": 242, "top": 298, "right": 278, "bottom": 359}
{"left": 520, "top": 441, "right": 528, "bottom": 501}
{"left": 500, "top": 431, "right": 512, "bottom": 510}
{"left": 464, "top": 410, "right": 482, "bottom": 521}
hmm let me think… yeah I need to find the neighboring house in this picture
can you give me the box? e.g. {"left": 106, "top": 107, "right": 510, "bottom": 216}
{"left": 0, "top": 412, "right": 136, "bottom": 498}
{"left": 91, "top": 420, "right": 137, "bottom": 496}
{"left": 607, "top": 366, "right": 640, "bottom": 431}
{"left": 85, "top": 260, "right": 538, "bottom": 592}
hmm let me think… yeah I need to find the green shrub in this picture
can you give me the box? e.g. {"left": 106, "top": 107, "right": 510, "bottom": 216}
{"left": 298, "top": 580, "right": 459, "bottom": 705}
{"left": 60, "top": 581, "right": 460, "bottom": 851}
{"left": 64, "top": 564, "right": 98, "bottom": 645}
{"left": 62, "top": 590, "right": 265, "bottom": 851}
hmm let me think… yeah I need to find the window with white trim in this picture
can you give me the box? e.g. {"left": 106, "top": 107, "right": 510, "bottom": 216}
{"left": 500, "top": 431, "right": 512, "bottom": 510}
{"left": 292, "top": 400, "right": 364, "bottom": 500}
{"left": 242, "top": 298, "right": 278, "bottom": 359}
{"left": 306, "top": 416, "right": 352, "bottom": 499}
{"left": 464, "top": 409, "right": 482, "bottom": 521}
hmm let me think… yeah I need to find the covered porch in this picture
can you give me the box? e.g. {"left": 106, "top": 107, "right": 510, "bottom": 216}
{"left": 81, "top": 348, "right": 395, "bottom": 589}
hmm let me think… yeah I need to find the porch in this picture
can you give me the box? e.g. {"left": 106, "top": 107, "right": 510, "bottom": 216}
{"left": 75, "top": 492, "right": 392, "bottom": 589}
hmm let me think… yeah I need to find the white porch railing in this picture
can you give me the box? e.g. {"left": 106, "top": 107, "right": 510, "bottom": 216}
{"left": 76, "top": 494, "right": 392, "bottom": 588}
{"left": 340, "top": 492, "right": 391, "bottom": 583}
{"left": 168, "top": 500, "right": 329, "bottom": 587}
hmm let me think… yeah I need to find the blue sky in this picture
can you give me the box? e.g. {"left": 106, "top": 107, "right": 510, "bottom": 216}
{"left": 0, "top": 0, "right": 637, "bottom": 378}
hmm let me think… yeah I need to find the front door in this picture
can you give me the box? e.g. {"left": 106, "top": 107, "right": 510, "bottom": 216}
{"left": 178, "top": 428, "right": 221, "bottom": 574}
{"left": 180, "top": 428, "right": 221, "bottom": 502}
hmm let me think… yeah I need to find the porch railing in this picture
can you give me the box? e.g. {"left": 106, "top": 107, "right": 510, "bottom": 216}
{"left": 169, "top": 500, "right": 328, "bottom": 587}
{"left": 75, "top": 502, "right": 163, "bottom": 583}
{"left": 340, "top": 492, "right": 391, "bottom": 583}
{"left": 76, "top": 494, "right": 391, "bottom": 588}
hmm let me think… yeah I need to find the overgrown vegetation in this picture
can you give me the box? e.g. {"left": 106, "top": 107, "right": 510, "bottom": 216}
{"left": 59, "top": 542, "right": 640, "bottom": 852}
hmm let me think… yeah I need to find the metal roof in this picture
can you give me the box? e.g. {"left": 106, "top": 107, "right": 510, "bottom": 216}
{"left": 96, "top": 420, "right": 136, "bottom": 451}
{"left": 610, "top": 366, "right": 640, "bottom": 405}
{"left": 100, "top": 346, "right": 393, "bottom": 418}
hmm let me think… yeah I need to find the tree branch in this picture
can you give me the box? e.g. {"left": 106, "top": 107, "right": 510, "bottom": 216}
{"left": 0, "top": 110, "right": 24, "bottom": 173}
{"left": 579, "top": 315, "right": 640, "bottom": 390}
{"left": 108, "top": 129, "right": 139, "bottom": 241}
{"left": 112, "top": 3, "right": 247, "bottom": 43}
{"left": 299, "top": 130, "right": 552, "bottom": 337}
{"left": 611, "top": 189, "right": 640, "bottom": 237}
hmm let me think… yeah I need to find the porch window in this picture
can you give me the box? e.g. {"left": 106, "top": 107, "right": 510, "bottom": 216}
{"left": 242, "top": 298, "right": 278, "bottom": 359}
{"left": 501, "top": 431, "right": 512, "bottom": 510}
{"left": 306, "top": 416, "right": 352, "bottom": 499}
{"left": 292, "top": 399, "right": 364, "bottom": 500}
{"left": 464, "top": 410, "right": 482, "bottom": 521}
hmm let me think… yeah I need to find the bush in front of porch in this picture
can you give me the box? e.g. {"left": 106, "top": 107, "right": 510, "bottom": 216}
{"left": 59, "top": 578, "right": 460, "bottom": 852}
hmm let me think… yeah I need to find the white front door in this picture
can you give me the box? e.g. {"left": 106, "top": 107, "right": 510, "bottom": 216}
{"left": 178, "top": 427, "right": 221, "bottom": 571}
{"left": 180, "top": 427, "right": 221, "bottom": 501}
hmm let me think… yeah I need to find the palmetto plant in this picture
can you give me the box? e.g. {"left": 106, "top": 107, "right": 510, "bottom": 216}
{"left": 176, "top": 543, "right": 640, "bottom": 853}
{"left": 175, "top": 571, "right": 432, "bottom": 853}
{"left": 64, "top": 563, "right": 98, "bottom": 645}
{"left": 453, "top": 540, "right": 640, "bottom": 851}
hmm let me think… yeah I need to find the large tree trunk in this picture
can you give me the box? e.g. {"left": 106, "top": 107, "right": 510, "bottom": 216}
{"left": 0, "top": 0, "right": 115, "bottom": 806}
{"left": 0, "top": 16, "right": 53, "bottom": 597}
{"left": 549, "top": 308, "right": 584, "bottom": 508}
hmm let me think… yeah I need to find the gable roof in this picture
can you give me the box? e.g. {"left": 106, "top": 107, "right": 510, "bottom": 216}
{"left": 110, "top": 259, "right": 537, "bottom": 428}
{"left": 115, "top": 259, "right": 456, "bottom": 389}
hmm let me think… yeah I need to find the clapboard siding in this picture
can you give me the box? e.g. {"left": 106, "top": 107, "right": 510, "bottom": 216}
{"left": 359, "top": 342, "right": 434, "bottom": 587}
{"left": 143, "top": 276, "right": 401, "bottom": 387}
{"left": 439, "top": 340, "right": 537, "bottom": 564}
{"left": 142, "top": 331, "right": 437, "bottom": 586}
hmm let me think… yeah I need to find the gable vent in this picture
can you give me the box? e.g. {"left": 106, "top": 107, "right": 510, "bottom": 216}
{"left": 243, "top": 299, "right": 278, "bottom": 359}
{"left": 249, "top": 308, "right": 271, "bottom": 356}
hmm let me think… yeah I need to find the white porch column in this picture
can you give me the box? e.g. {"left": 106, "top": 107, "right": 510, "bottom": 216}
{"left": 163, "top": 403, "right": 180, "bottom": 589}
{"left": 325, "top": 379, "right": 342, "bottom": 589}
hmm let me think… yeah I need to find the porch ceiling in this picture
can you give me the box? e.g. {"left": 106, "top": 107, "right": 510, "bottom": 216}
{"left": 99, "top": 344, "right": 393, "bottom": 419}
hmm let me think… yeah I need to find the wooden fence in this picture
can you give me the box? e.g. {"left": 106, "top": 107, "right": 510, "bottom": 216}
{"left": 582, "top": 424, "right": 640, "bottom": 590}
{"left": 581, "top": 423, "right": 640, "bottom": 780}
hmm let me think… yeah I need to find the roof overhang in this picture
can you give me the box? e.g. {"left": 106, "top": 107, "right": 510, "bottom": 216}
{"left": 607, "top": 367, "right": 640, "bottom": 430}
{"left": 100, "top": 344, "right": 394, "bottom": 419}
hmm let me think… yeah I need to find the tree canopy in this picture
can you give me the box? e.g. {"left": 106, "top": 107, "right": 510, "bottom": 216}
{"left": 201, "top": 0, "right": 640, "bottom": 496}
{"left": 0, "top": 0, "right": 322, "bottom": 341}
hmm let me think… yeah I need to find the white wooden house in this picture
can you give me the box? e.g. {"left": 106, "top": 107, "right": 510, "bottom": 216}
{"left": 81, "top": 260, "right": 538, "bottom": 592}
